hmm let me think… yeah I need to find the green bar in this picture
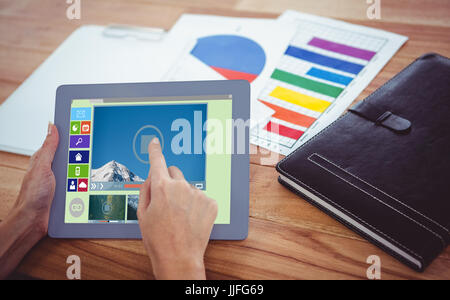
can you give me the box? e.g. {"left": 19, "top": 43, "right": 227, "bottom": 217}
{"left": 271, "top": 69, "right": 343, "bottom": 98}
{"left": 68, "top": 164, "right": 89, "bottom": 178}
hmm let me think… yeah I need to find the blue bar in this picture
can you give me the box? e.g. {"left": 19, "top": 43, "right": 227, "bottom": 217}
{"left": 306, "top": 67, "right": 353, "bottom": 86}
{"left": 285, "top": 46, "right": 364, "bottom": 75}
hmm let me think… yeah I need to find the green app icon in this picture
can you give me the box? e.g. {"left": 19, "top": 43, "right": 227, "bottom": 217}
{"left": 70, "top": 121, "right": 81, "bottom": 134}
{"left": 68, "top": 164, "right": 89, "bottom": 178}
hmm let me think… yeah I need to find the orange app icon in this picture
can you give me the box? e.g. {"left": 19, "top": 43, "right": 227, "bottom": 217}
{"left": 81, "top": 121, "right": 91, "bottom": 134}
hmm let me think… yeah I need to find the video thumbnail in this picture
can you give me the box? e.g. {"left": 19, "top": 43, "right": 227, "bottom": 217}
{"left": 127, "top": 195, "right": 139, "bottom": 221}
{"left": 88, "top": 195, "right": 126, "bottom": 221}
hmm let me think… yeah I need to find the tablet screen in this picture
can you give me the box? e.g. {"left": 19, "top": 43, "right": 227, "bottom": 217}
{"left": 64, "top": 95, "right": 233, "bottom": 225}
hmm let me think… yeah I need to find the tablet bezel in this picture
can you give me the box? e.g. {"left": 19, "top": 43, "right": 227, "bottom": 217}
{"left": 49, "top": 80, "right": 249, "bottom": 240}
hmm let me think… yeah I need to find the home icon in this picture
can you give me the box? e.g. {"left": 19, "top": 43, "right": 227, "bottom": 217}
{"left": 75, "top": 153, "right": 82, "bottom": 162}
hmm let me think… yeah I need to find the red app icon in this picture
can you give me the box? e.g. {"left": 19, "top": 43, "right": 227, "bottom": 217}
{"left": 78, "top": 178, "right": 88, "bottom": 192}
{"left": 81, "top": 121, "right": 91, "bottom": 134}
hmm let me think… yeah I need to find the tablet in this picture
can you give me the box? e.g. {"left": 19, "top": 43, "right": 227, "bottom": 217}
{"left": 49, "top": 80, "right": 249, "bottom": 239}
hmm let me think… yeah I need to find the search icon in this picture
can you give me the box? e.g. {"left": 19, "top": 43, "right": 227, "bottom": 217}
{"left": 70, "top": 135, "right": 90, "bottom": 148}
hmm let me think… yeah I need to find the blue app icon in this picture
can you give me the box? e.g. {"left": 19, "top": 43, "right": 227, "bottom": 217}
{"left": 71, "top": 107, "right": 92, "bottom": 121}
{"left": 67, "top": 178, "right": 78, "bottom": 192}
{"left": 69, "top": 150, "right": 89, "bottom": 164}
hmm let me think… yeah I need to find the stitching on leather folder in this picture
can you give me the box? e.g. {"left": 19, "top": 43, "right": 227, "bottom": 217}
{"left": 311, "top": 153, "right": 449, "bottom": 234}
{"left": 278, "top": 164, "right": 425, "bottom": 261}
{"left": 308, "top": 153, "right": 446, "bottom": 248}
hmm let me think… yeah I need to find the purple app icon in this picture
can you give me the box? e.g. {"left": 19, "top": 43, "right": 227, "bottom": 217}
{"left": 70, "top": 135, "right": 90, "bottom": 148}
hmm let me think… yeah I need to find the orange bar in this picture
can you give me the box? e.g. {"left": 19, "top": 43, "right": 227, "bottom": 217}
{"left": 259, "top": 99, "right": 317, "bottom": 128}
{"left": 124, "top": 184, "right": 143, "bottom": 189}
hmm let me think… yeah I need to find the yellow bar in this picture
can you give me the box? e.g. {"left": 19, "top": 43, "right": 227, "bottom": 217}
{"left": 269, "top": 86, "right": 331, "bottom": 113}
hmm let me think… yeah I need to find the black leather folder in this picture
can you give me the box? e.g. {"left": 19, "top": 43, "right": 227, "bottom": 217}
{"left": 276, "top": 53, "right": 449, "bottom": 272}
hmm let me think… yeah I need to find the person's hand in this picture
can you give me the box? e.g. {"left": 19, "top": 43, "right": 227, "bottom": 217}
{"left": 13, "top": 123, "right": 59, "bottom": 236}
{"left": 0, "top": 123, "right": 59, "bottom": 279}
{"left": 138, "top": 137, "right": 218, "bottom": 280}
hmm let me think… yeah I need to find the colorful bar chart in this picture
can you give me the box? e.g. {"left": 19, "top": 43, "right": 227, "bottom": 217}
{"left": 251, "top": 22, "right": 389, "bottom": 153}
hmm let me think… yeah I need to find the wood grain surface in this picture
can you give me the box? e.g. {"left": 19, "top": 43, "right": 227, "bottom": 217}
{"left": 0, "top": 0, "right": 449, "bottom": 280}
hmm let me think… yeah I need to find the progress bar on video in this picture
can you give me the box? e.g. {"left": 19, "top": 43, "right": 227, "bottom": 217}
{"left": 124, "top": 184, "right": 142, "bottom": 189}
{"left": 90, "top": 181, "right": 206, "bottom": 191}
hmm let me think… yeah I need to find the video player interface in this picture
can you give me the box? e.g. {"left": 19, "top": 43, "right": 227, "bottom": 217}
{"left": 64, "top": 96, "right": 232, "bottom": 225}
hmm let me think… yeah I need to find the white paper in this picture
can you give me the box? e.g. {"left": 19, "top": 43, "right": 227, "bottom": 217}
{"left": 0, "top": 25, "right": 178, "bottom": 156}
{"left": 250, "top": 10, "right": 408, "bottom": 155}
{"left": 162, "top": 14, "right": 296, "bottom": 127}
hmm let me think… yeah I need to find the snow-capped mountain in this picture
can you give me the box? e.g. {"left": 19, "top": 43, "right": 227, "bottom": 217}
{"left": 91, "top": 160, "right": 145, "bottom": 182}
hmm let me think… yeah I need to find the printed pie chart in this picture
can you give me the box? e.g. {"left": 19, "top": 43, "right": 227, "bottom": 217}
{"left": 190, "top": 35, "right": 266, "bottom": 83}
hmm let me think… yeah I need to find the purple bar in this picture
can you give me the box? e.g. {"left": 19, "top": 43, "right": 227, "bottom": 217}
{"left": 70, "top": 135, "right": 90, "bottom": 148}
{"left": 308, "top": 37, "right": 376, "bottom": 61}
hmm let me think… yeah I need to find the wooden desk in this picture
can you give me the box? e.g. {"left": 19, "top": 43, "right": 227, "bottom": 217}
{"left": 0, "top": 0, "right": 449, "bottom": 279}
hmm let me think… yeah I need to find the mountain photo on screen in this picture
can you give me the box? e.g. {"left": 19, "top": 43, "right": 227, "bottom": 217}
{"left": 91, "top": 160, "right": 144, "bottom": 183}
{"left": 90, "top": 103, "right": 207, "bottom": 191}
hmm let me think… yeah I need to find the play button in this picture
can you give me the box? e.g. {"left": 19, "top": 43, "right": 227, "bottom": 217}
{"left": 132, "top": 125, "right": 164, "bottom": 164}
